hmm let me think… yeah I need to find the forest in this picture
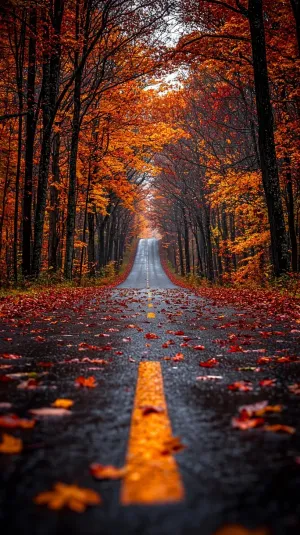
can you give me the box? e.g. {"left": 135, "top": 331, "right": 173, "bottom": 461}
{"left": 0, "top": 0, "right": 299, "bottom": 287}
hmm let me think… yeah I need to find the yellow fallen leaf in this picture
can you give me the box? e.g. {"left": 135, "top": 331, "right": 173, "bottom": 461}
{"left": 0, "top": 433, "right": 23, "bottom": 454}
{"left": 34, "top": 482, "right": 102, "bottom": 512}
{"left": 52, "top": 399, "right": 74, "bottom": 409}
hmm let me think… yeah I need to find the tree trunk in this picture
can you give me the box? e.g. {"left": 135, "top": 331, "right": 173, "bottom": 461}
{"left": 48, "top": 133, "right": 60, "bottom": 271}
{"left": 88, "top": 211, "right": 95, "bottom": 276}
{"left": 22, "top": 5, "right": 37, "bottom": 277}
{"left": 248, "top": 0, "right": 289, "bottom": 276}
{"left": 32, "top": 1, "right": 64, "bottom": 277}
{"left": 285, "top": 156, "right": 298, "bottom": 271}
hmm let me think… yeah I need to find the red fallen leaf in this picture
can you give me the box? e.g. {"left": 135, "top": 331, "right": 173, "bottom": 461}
{"left": 264, "top": 424, "right": 295, "bottom": 434}
{"left": 107, "top": 328, "right": 119, "bottom": 332}
{"left": 35, "top": 336, "right": 45, "bottom": 342}
{"left": 288, "top": 383, "right": 300, "bottom": 395}
{"left": 0, "top": 375, "right": 14, "bottom": 382}
{"left": 162, "top": 340, "right": 175, "bottom": 348}
{"left": 128, "top": 357, "right": 136, "bottom": 363}
{"left": 75, "top": 376, "right": 96, "bottom": 388}
{"left": 0, "top": 414, "right": 35, "bottom": 429}
{"left": 232, "top": 416, "right": 265, "bottom": 430}
{"left": 238, "top": 401, "right": 268, "bottom": 417}
{"left": 140, "top": 404, "right": 164, "bottom": 415}
{"left": 2, "top": 338, "right": 12, "bottom": 342}
{"left": 228, "top": 381, "right": 253, "bottom": 392}
{"left": 17, "top": 378, "right": 39, "bottom": 390}
{"left": 145, "top": 333, "right": 159, "bottom": 339}
{"left": 174, "top": 331, "right": 185, "bottom": 336}
{"left": 228, "top": 345, "right": 244, "bottom": 353}
{"left": 199, "top": 358, "right": 218, "bottom": 368}
{"left": 115, "top": 351, "right": 123, "bottom": 355}
{"left": 90, "top": 463, "right": 127, "bottom": 480}
{"left": 37, "top": 362, "right": 53, "bottom": 368}
{"left": 194, "top": 345, "right": 205, "bottom": 350}
{"left": 259, "top": 379, "right": 276, "bottom": 388}
{"left": 180, "top": 342, "right": 189, "bottom": 347}
{"left": 94, "top": 333, "right": 110, "bottom": 338}
{"left": 257, "top": 357, "right": 273, "bottom": 364}
{"left": 172, "top": 353, "right": 184, "bottom": 362}
{"left": 0, "top": 354, "right": 22, "bottom": 360}
{"left": 122, "top": 338, "right": 131, "bottom": 342}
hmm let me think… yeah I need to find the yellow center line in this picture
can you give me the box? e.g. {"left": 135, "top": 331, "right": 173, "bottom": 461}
{"left": 120, "top": 362, "right": 185, "bottom": 505}
{"left": 148, "top": 303, "right": 153, "bottom": 308}
{"left": 147, "top": 312, "right": 156, "bottom": 319}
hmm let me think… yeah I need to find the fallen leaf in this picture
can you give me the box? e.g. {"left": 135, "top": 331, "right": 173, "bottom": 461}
{"left": 193, "top": 345, "right": 205, "bottom": 350}
{"left": 259, "top": 379, "right": 276, "bottom": 388}
{"left": 52, "top": 399, "right": 74, "bottom": 409}
{"left": 17, "top": 378, "right": 40, "bottom": 390}
{"left": 90, "top": 464, "right": 127, "bottom": 480}
{"left": 0, "top": 433, "right": 23, "bottom": 453}
{"left": 172, "top": 353, "right": 184, "bottom": 362}
{"left": 0, "top": 414, "right": 35, "bottom": 429}
{"left": 288, "top": 383, "right": 300, "bottom": 395}
{"left": 0, "top": 354, "right": 22, "bottom": 360}
{"left": 34, "top": 483, "right": 101, "bottom": 512}
{"left": 232, "top": 416, "right": 265, "bottom": 430}
{"left": 75, "top": 376, "right": 97, "bottom": 388}
{"left": 228, "top": 381, "right": 253, "bottom": 392}
{"left": 199, "top": 358, "right": 219, "bottom": 368}
{"left": 145, "top": 333, "right": 159, "bottom": 339}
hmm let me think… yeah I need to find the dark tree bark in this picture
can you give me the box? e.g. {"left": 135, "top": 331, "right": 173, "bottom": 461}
{"left": 48, "top": 132, "right": 61, "bottom": 271}
{"left": 32, "top": 0, "right": 64, "bottom": 277}
{"left": 248, "top": 0, "right": 289, "bottom": 276}
{"left": 182, "top": 208, "right": 190, "bottom": 274}
{"left": 88, "top": 211, "right": 95, "bottom": 276}
{"left": 22, "top": 4, "right": 37, "bottom": 277}
{"left": 284, "top": 157, "right": 298, "bottom": 271}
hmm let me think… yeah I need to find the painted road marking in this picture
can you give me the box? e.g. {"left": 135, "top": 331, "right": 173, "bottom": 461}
{"left": 148, "top": 303, "right": 153, "bottom": 308}
{"left": 147, "top": 312, "right": 156, "bottom": 319}
{"left": 120, "top": 362, "right": 184, "bottom": 505}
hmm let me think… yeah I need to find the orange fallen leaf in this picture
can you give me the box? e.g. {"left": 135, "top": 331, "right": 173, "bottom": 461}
{"left": 232, "top": 416, "right": 265, "bottom": 430}
{"left": 0, "top": 433, "right": 23, "bottom": 453}
{"left": 52, "top": 399, "right": 74, "bottom": 409}
{"left": 90, "top": 463, "right": 127, "bottom": 480}
{"left": 194, "top": 345, "right": 205, "bottom": 350}
{"left": 172, "top": 353, "right": 184, "bottom": 362}
{"left": 75, "top": 376, "right": 97, "bottom": 388}
{"left": 259, "top": 379, "right": 276, "bottom": 388}
{"left": 228, "top": 381, "right": 253, "bottom": 392}
{"left": 34, "top": 482, "right": 101, "bottom": 512}
{"left": 0, "top": 414, "right": 35, "bottom": 429}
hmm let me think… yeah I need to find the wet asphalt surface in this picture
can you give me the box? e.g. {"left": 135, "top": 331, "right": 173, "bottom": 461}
{"left": 0, "top": 238, "right": 299, "bottom": 535}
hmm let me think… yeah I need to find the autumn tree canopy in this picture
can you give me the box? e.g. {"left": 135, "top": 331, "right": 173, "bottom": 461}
{"left": 0, "top": 0, "right": 299, "bottom": 285}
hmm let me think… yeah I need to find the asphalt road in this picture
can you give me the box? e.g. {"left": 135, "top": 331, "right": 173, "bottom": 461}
{"left": 0, "top": 238, "right": 299, "bottom": 535}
